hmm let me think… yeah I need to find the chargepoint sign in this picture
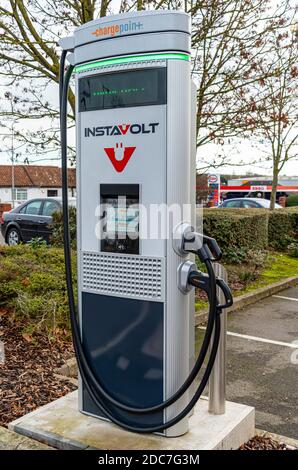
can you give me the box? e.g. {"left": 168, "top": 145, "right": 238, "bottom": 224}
{"left": 82, "top": 109, "right": 164, "bottom": 173}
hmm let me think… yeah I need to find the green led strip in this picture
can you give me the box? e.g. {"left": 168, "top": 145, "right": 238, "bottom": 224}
{"left": 74, "top": 53, "right": 189, "bottom": 73}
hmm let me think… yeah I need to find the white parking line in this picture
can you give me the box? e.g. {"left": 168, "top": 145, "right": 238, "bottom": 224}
{"left": 272, "top": 295, "right": 298, "bottom": 302}
{"left": 198, "top": 327, "right": 297, "bottom": 348}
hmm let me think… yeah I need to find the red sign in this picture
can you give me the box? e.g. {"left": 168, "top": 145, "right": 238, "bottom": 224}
{"left": 104, "top": 142, "right": 136, "bottom": 173}
{"left": 208, "top": 174, "right": 219, "bottom": 184}
{"left": 251, "top": 185, "right": 267, "bottom": 191}
{"left": 220, "top": 185, "right": 298, "bottom": 192}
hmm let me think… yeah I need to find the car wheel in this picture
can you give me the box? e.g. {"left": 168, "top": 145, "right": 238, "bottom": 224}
{"left": 6, "top": 227, "right": 21, "bottom": 246}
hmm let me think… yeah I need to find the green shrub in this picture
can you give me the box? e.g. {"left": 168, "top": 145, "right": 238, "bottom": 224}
{"left": 27, "top": 237, "right": 47, "bottom": 249}
{"left": 286, "top": 194, "right": 298, "bottom": 207}
{"left": 0, "top": 245, "right": 76, "bottom": 338}
{"left": 268, "top": 207, "right": 298, "bottom": 250}
{"left": 287, "top": 242, "right": 298, "bottom": 258}
{"left": 203, "top": 208, "right": 268, "bottom": 260}
{"left": 285, "top": 207, "right": 298, "bottom": 233}
{"left": 50, "top": 207, "right": 77, "bottom": 249}
{"left": 203, "top": 207, "right": 298, "bottom": 255}
{"left": 268, "top": 210, "right": 293, "bottom": 250}
{"left": 204, "top": 207, "right": 298, "bottom": 255}
{"left": 239, "top": 270, "right": 258, "bottom": 282}
{"left": 222, "top": 247, "right": 247, "bottom": 264}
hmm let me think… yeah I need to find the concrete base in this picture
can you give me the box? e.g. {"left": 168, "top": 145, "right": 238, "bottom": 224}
{"left": 0, "top": 426, "right": 53, "bottom": 450}
{"left": 9, "top": 391, "right": 255, "bottom": 450}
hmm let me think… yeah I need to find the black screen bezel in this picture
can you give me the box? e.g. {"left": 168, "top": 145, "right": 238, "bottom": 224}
{"left": 79, "top": 67, "right": 167, "bottom": 112}
{"left": 100, "top": 184, "right": 139, "bottom": 255}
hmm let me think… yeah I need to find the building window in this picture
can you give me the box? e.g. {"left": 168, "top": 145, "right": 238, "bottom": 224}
{"left": 12, "top": 188, "right": 28, "bottom": 201}
{"left": 47, "top": 189, "right": 58, "bottom": 197}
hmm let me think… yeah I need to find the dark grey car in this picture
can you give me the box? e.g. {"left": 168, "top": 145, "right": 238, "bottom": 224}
{"left": 0, "top": 197, "right": 76, "bottom": 246}
{"left": 219, "top": 197, "right": 282, "bottom": 209}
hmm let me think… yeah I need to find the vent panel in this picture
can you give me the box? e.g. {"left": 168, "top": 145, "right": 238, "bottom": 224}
{"left": 82, "top": 252, "right": 164, "bottom": 301}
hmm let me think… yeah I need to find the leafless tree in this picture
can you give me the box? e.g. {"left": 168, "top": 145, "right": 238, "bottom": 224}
{"left": 0, "top": 0, "right": 296, "bottom": 168}
{"left": 242, "top": 24, "right": 298, "bottom": 208}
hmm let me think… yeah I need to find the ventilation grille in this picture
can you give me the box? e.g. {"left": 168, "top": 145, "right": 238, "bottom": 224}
{"left": 81, "top": 252, "right": 164, "bottom": 301}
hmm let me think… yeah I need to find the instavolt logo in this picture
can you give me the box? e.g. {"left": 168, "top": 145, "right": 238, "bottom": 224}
{"left": 84, "top": 122, "right": 159, "bottom": 172}
{"left": 84, "top": 122, "right": 159, "bottom": 137}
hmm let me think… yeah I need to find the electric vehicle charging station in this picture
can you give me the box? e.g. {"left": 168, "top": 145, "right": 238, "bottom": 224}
{"left": 59, "top": 10, "right": 233, "bottom": 437}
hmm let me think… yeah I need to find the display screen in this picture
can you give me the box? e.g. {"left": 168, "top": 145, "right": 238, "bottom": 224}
{"left": 101, "top": 184, "right": 139, "bottom": 254}
{"left": 79, "top": 68, "right": 166, "bottom": 112}
{"left": 105, "top": 197, "right": 139, "bottom": 236}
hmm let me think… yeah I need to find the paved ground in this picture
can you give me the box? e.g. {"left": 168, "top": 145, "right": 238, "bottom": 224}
{"left": 225, "top": 286, "right": 298, "bottom": 439}
{"left": 0, "top": 426, "right": 53, "bottom": 450}
{"left": 0, "top": 232, "right": 5, "bottom": 245}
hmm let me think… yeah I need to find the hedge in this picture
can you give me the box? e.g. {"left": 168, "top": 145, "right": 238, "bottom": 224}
{"left": 203, "top": 208, "right": 268, "bottom": 258}
{"left": 286, "top": 194, "right": 298, "bottom": 207}
{"left": 285, "top": 207, "right": 298, "bottom": 232}
{"left": 50, "top": 207, "right": 77, "bottom": 249}
{"left": 267, "top": 207, "right": 298, "bottom": 250}
{"left": 203, "top": 207, "right": 298, "bottom": 257}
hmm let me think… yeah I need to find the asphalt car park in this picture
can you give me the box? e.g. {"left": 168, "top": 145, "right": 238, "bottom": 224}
{"left": 225, "top": 286, "right": 298, "bottom": 439}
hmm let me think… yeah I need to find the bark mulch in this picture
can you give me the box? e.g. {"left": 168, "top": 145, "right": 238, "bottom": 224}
{"left": 0, "top": 310, "right": 76, "bottom": 427}
{"left": 240, "top": 435, "right": 297, "bottom": 450}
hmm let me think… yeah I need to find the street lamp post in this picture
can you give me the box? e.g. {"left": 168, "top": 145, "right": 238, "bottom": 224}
{"left": 4, "top": 92, "right": 16, "bottom": 209}
{"left": 11, "top": 115, "right": 15, "bottom": 209}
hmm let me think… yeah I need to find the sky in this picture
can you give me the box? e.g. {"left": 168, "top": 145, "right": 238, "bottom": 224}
{"left": 197, "top": 140, "right": 298, "bottom": 177}
{"left": 0, "top": 1, "right": 297, "bottom": 177}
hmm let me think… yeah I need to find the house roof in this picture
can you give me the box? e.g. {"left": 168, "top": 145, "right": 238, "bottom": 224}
{"left": 0, "top": 165, "right": 76, "bottom": 188}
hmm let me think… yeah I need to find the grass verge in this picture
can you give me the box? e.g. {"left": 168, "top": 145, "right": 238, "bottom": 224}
{"left": 196, "top": 252, "right": 298, "bottom": 312}
{"left": 234, "top": 252, "right": 298, "bottom": 295}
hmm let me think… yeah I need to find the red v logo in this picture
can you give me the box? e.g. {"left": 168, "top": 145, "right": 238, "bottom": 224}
{"left": 118, "top": 124, "right": 130, "bottom": 135}
{"left": 104, "top": 144, "right": 136, "bottom": 172}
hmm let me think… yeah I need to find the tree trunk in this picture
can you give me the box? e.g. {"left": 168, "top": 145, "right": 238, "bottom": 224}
{"left": 83, "top": 0, "right": 95, "bottom": 22}
{"left": 100, "top": 0, "right": 110, "bottom": 17}
{"left": 270, "top": 165, "right": 279, "bottom": 210}
{"left": 137, "top": 1, "right": 143, "bottom": 11}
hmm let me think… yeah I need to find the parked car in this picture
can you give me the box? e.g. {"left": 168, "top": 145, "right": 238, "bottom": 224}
{"left": 218, "top": 197, "right": 282, "bottom": 209}
{"left": 0, "top": 197, "right": 76, "bottom": 246}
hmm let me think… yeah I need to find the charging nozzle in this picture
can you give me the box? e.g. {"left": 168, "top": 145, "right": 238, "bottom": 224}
{"left": 174, "top": 223, "right": 233, "bottom": 309}
{"left": 188, "top": 270, "right": 233, "bottom": 310}
{"left": 173, "top": 223, "right": 222, "bottom": 262}
{"left": 183, "top": 230, "right": 222, "bottom": 262}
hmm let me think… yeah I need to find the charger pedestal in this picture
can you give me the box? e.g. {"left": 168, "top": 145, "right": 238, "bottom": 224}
{"left": 9, "top": 391, "right": 255, "bottom": 450}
